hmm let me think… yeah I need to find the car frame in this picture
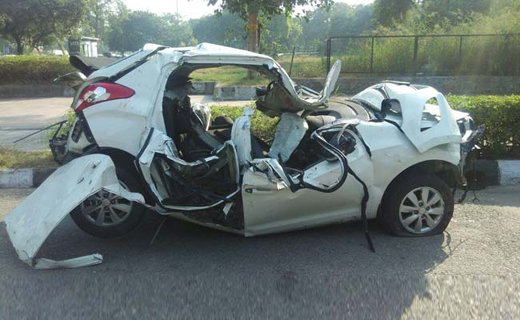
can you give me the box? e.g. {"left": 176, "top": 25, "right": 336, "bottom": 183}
{"left": 5, "top": 43, "right": 483, "bottom": 269}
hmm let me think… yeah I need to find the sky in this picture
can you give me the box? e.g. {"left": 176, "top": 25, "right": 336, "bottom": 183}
{"left": 122, "top": 0, "right": 374, "bottom": 20}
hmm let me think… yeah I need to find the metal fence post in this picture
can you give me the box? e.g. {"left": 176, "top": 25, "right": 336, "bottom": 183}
{"left": 289, "top": 46, "right": 296, "bottom": 76}
{"left": 326, "top": 38, "right": 332, "bottom": 73}
{"left": 370, "top": 37, "right": 374, "bottom": 74}
{"left": 504, "top": 35, "right": 510, "bottom": 75}
{"left": 413, "top": 36, "right": 419, "bottom": 75}
{"left": 459, "top": 35, "right": 464, "bottom": 72}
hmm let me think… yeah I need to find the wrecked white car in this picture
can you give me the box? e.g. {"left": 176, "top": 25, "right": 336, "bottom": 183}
{"left": 6, "top": 43, "right": 483, "bottom": 268}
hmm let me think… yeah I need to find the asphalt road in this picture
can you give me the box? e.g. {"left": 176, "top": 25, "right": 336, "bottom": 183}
{"left": 1, "top": 186, "right": 519, "bottom": 319}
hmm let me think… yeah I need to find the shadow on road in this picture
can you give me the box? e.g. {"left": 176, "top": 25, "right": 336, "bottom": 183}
{"left": 0, "top": 210, "right": 449, "bottom": 319}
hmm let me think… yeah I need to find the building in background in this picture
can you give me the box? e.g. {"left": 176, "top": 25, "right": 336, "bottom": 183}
{"left": 68, "top": 37, "right": 99, "bottom": 57}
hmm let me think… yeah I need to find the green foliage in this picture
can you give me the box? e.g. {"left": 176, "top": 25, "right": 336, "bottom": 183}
{"left": 210, "top": 105, "right": 278, "bottom": 140}
{"left": 0, "top": 55, "right": 74, "bottom": 85}
{"left": 207, "top": 0, "right": 334, "bottom": 20}
{"left": 448, "top": 95, "right": 520, "bottom": 159}
{"left": 190, "top": 12, "right": 247, "bottom": 49}
{"left": 107, "top": 11, "right": 194, "bottom": 53}
{"left": 190, "top": 66, "right": 269, "bottom": 86}
{"left": 0, "top": 0, "right": 88, "bottom": 54}
{"left": 276, "top": 54, "right": 326, "bottom": 77}
{"left": 373, "top": 0, "right": 416, "bottom": 27}
{"left": 211, "top": 97, "right": 520, "bottom": 158}
{"left": 298, "top": 3, "right": 374, "bottom": 47}
{"left": 0, "top": 148, "right": 56, "bottom": 170}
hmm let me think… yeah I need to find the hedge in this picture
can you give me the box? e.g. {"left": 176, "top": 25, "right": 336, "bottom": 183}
{"left": 211, "top": 105, "right": 279, "bottom": 140}
{"left": 215, "top": 97, "right": 520, "bottom": 159}
{"left": 0, "top": 55, "right": 74, "bottom": 85}
{"left": 57, "top": 96, "right": 517, "bottom": 159}
{"left": 448, "top": 95, "right": 520, "bottom": 159}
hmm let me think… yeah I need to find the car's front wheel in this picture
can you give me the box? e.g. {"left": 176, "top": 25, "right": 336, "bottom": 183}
{"left": 70, "top": 167, "right": 146, "bottom": 238}
{"left": 381, "top": 174, "right": 454, "bottom": 237}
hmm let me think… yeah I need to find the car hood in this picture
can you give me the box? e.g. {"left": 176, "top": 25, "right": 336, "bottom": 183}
{"left": 353, "top": 83, "right": 463, "bottom": 153}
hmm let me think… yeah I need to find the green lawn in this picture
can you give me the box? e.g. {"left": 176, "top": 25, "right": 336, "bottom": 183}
{"left": 277, "top": 54, "right": 327, "bottom": 78}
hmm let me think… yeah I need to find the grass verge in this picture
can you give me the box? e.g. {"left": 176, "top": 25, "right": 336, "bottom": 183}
{"left": 0, "top": 148, "right": 57, "bottom": 170}
{"left": 190, "top": 66, "right": 269, "bottom": 86}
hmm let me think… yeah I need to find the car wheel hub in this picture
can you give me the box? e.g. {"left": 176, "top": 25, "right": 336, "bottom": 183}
{"left": 398, "top": 187, "right": 445, "bottom": 234}
{"left": 80, "top": 181, "right": 133, "bottom": 227}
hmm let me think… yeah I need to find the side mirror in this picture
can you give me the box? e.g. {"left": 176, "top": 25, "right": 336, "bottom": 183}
{"left": 380, "top": 98, "right": 401, "bottom": 120}
{"left": 381, "top": 98, "right": 391, "bottom": 118}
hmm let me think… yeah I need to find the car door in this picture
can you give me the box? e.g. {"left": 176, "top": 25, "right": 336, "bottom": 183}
{"left": 240, "top": 124, "right": 374, "bottom": 237}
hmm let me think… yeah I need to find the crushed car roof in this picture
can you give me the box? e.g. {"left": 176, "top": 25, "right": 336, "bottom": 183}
{"left": 89, "top": 43, "right": 278, "bottom": 79}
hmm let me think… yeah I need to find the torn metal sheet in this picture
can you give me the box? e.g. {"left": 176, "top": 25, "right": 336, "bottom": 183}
{"left": 269, "top": 113, "right": 309, "bottom": 163}
{"left": 137, "top": 128, "right": 241, "bottom": 210}
{"left": 353, "top": 83, "right": 462, "bottom": 153}
{"left": 37, "top": 41, "right": 483, "bottom": 254}
{"left": 231, "top": 107, "right": 255, "bottom": 167}
{"left": 4, "top": 154, "right": 145, "bottom": 269}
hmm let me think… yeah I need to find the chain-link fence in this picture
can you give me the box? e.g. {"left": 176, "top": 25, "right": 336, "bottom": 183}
{"left": 325, "top": 34, "right": 520, "bottom": 76}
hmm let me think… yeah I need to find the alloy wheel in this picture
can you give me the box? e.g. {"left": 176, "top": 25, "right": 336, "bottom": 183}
{"left": 398, "top": 186, "right": 445, "bottom": 234}
{"left": 80, "top": 181, "right": 133, "bottom": 227}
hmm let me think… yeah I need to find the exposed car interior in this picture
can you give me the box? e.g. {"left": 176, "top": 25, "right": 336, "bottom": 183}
{"left": 157, "top": 64, "right": 377, "bottom": 177}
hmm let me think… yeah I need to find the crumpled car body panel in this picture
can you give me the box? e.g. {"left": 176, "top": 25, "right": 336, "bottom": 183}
{"left": 5, "top": 154, "right": 145, "bottom": 269}
{"left": 353, "top": 83, "right": 463, "bottom": 153}
{"left": 7, "top": 44, "right": 483, "bottom": 269}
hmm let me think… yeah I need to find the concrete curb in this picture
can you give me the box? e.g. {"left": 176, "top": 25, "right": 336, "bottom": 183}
{"left": 0, "top": 160, "right": 519, "bottom": 189}
{"left": 0, "top": 168, "right": 57, "bottom": 188}
{"left": 213, "top": 85, "right": 257, "bottom": 101}
{"left": 498, "top": 161, "right": 520, "bottom": 185}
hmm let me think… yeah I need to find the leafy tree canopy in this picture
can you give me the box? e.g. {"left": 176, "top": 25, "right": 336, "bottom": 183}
{"left": 0, "top": 0, "right": 88, "bottom": 54}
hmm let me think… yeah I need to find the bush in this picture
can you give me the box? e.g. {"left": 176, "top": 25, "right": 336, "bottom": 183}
{"left": 0, "top": 55, "right": 74, "bottom": 85}
{"left": 210, "top": 105, "right": 278, "bottom": 140}
{"left": 448, "top": 95, "right": 520, "bottom": 159}
{"left": 49, "top": 98, "right": 520, "bottom": 160}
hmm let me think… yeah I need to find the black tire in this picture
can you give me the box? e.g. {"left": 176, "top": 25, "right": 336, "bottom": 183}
{"left": 381, "top": 173, "right": 454, "bottom": 237}
{"left": 70, "top": 166, "right": 146, "bottom": 238}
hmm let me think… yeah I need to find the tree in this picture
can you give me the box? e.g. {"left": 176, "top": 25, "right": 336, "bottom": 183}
{"left": 296, "top": 3, "right": 374, "bottom": 47}
{"left": 373, "top": 0, "right": 416, "bottom": 27}
{"left": 422, "top": 0, "right": 492, "bottom": 24}
{"left": 205, "top": 0, "right": 333, "bottom": 54}
{"left": 108, "top": 11, "right": 195, "bottom": 53}
{"left": 0, "top": 0, "right": 88, "bottom": 54}
{"left": 162, "top": 13, "right": 195, "bottom": 47}
{"left": 108, "top": 11, "right": 164, "bottom": 52}
{"left": 261, "top": 14, "right": 302, "bottom": 55}
{"left": 191, "top": 12, "right": 247, "bottom": 48}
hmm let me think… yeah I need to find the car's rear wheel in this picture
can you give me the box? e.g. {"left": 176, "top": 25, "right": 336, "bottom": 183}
{"left": 381, "top": 174, "right": 454, "bottom": 237}
{"left": 70, "top": 167, "right": 146, "bottom": 238}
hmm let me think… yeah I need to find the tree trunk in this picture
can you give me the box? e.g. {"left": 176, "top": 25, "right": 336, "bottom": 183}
{"left": 15, "top": 38, "right": 24, "bottom": 55}
{"left": 248, "top": 11, "right": 258, "bottom": 53}
{"left": 247, "top": 11, "right": 258, "bottom": 79}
